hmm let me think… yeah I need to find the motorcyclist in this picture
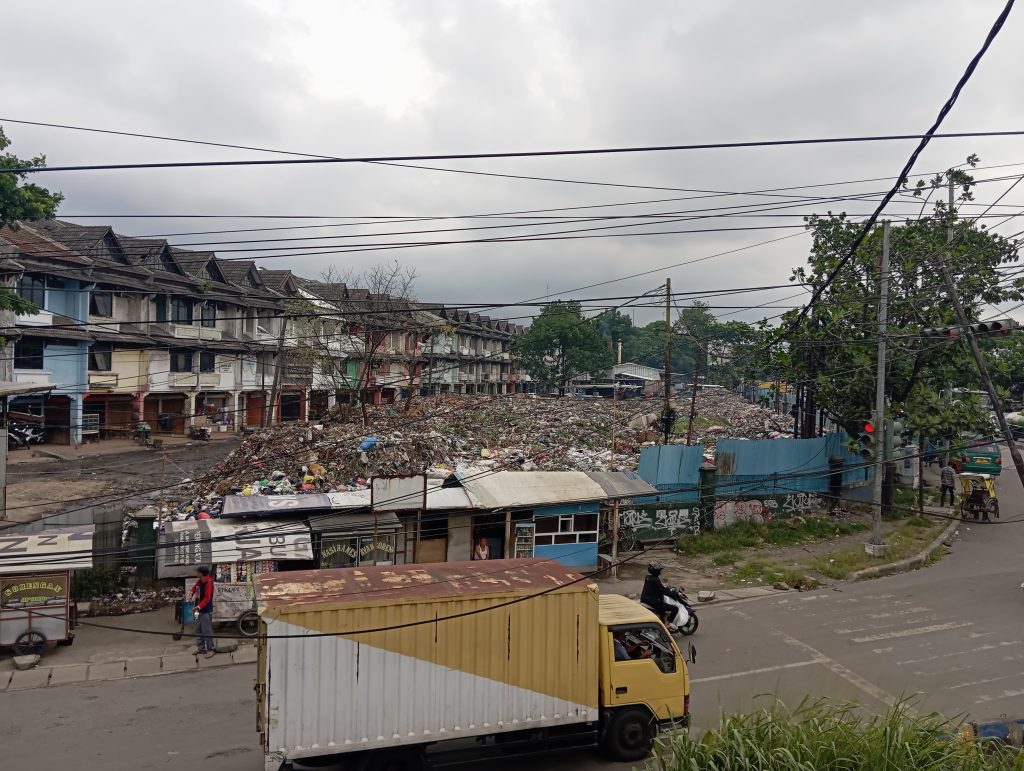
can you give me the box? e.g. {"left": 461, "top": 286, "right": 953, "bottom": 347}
{"left": 640, "top": 562, "right": 682, "bottom": 624}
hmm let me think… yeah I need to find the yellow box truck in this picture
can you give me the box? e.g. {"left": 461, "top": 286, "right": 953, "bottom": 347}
{"left": 255, "top": 558, "right": 691, "bottom": 771}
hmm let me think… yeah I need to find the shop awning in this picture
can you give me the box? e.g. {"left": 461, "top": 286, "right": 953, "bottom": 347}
{"left": 162, "top": 519, "right": 312, "bottom": 566}
{"left": 0, "top": 526, "right": 93, "bottom": 575}
{"left": 307, "top": 511, "right": 401, "bottom": 535}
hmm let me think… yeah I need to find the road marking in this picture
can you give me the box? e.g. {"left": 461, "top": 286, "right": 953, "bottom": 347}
{"left": 835, "top": 614, "right": 941, "bottom": 635}
{"left": 692, "top": 659, "right": 826, "bottom": 684}
{"left": 975, "top": 687, "right": 1024, "bottom": 705}
{"left": 898, "top": 640, "right": 1021, "bottom": 666}
{"left": 946, "top": 672, "right": 1021, "bottom": 691}
{"left": 775, "top": 632, "right": 913, "bottom": 714}
{"left": 851, "top": 621, "right": 973, "bottom": 643}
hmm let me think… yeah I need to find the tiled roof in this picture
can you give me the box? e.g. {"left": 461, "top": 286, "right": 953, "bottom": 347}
{"left": 0, "top": 224, "right": 92, "bottom": 265}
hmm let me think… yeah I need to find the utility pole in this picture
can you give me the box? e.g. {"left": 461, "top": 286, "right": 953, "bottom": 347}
{"left": 662, "top": 278, "right": 673, "bottom": 444}
{"left": 868, "top": 220, "right": 890, "bottom": 555}
{"left": 265, "top": 314, "right": 288, "bottom": 428}
{"left": 685, "top": 340, "right": 701, "bottom": 445}
{"left": 936, "top": 179, "right": 1024, "bottom": 488}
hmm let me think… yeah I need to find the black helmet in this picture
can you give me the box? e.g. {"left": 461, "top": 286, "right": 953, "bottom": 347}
{"left": 648, "top": 562, "right": 663, "bottom": 575}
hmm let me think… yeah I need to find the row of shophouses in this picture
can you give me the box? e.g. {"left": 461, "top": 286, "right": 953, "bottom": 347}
{"left": 0, "top": 220, "right": 526, "bottom": 444}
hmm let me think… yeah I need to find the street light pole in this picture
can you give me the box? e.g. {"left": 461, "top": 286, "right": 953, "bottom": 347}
{"left": 868, "top": 220, "right": 890, "bottom": 555}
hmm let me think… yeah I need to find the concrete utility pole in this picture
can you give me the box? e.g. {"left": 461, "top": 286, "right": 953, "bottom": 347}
{"left": 685, "top": 340, "right": 701, "bottom": 445}
{"left": 867, "top": 220, "right": 890, "bottom": 555}
{"left": 662, "top": 278, "right": 673, "bottom": 444}
{"left": 265, "top": 315, "right": 288, "bottom": 428}
{"left": 936, "top": 179, "right": 1024, "bottom": 488}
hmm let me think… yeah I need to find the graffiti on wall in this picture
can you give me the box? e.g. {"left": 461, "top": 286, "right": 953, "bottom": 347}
{"left": 619, "top": 506, "right": 700, "bottom": 541}
{"left": 714, "top": 492, "right": 824, "bottom": 527}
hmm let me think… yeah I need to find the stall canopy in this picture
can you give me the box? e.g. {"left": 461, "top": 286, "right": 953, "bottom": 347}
{"left": 584, "top": 471, "right": 659, "bottom": 498}
{"left": 307, "top": 511, "right": 401, "bottom": 535}
{"left": 162, "top": 519, "right": 312, "bottom": 566}
{"left": 0, "top": 526, "right": 93, "bottom": 574}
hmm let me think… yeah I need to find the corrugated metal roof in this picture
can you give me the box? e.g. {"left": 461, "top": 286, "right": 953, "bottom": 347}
{"left": 307, "top": 511, "right": 401, "bottom": 533}
{"left": 0, "top": 526, "right": 93, "bottom": 574}
{"left": 584, "top": 471, "right": 658, "bottom": 498}
{"left": 256, "top": 558, "right": 591, "bottom": 609}
{"left": 0, "top": 382, "right": 56, "bottom": 398}
{"left": 458, "top": 471, "right": 607, "bottom": 509}
{"left": 423, "top": 485, "right": 474, "bottom": 510}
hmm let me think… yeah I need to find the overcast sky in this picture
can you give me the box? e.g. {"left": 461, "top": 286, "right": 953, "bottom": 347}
{"left": 4, "top": 0, "right": 1024, "bottom": 327}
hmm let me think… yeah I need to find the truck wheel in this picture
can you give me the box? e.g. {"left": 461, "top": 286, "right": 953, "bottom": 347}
{"left": 361, "top": 749, "right": 423, "bottom": 771}
{"left": 604, "top": 707, "right": 655, "bottom": 762}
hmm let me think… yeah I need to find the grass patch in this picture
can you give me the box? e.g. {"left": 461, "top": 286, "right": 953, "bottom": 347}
{"left": 811, "top": 517, "right": 945, "bottom": 579}
{"left": 675, "top": 516, "right": 867, "bottom": 557}
{"left": 731, "top": 560, "right": 820, "bottom": 590}
{"left": 654, "top": 698, "right": 1024, "bottom": 770}
{"left": 711, "top": 550, "right": 741, "bottom": 566}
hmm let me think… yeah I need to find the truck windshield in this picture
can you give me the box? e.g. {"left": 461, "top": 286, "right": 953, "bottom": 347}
{"left": 613, "top": 625, "right": 677, "bottom": 674}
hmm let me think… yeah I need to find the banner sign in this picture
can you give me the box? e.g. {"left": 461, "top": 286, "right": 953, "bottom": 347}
{"left": 166, "top": 520, "right": 312, "bottom": 566}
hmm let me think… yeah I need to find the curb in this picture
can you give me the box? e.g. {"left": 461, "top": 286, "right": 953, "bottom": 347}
{"left": 0, "top": 644, "right": 257, "bottom": 693}
{"left": 851, "top": 517, "right": 959, "bottom": 581}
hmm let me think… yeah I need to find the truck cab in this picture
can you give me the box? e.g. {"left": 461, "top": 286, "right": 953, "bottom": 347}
{"left": 597, "top": 594, "right": 691, "bottom": 761}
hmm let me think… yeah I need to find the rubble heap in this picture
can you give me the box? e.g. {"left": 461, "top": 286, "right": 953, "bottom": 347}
{"left": 184, "top": 392, "right": 791, "bottom": 502}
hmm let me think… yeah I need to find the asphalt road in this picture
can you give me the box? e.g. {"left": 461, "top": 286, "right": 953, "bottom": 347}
{"left": 5, "top": 453, "right": 1024, "bottom": 770}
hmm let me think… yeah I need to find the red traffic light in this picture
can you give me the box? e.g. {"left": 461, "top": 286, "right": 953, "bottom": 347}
{"left": 863, "top": 421, "right": 875, "bottom": 434}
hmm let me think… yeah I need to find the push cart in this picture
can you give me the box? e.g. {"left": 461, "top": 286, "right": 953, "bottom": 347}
{"left": 0, "top": 570, "right": 77, "bottom": 656}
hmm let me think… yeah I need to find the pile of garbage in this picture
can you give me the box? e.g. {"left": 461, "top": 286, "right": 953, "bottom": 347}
{"left": 83, "top": 586, "right": 184, "bottom": 616}
{"left": 181, "top": 392, "right": 791, "bottom": 504}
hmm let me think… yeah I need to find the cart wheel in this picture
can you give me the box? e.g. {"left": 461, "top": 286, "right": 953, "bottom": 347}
{"left": 238, "top": 610, "right": 260, "bottom": 637}
{"left": 14, "top": 630, "right": 46, "bottom": 657}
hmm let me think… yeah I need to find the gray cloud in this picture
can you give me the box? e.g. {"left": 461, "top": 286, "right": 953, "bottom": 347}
{"left": 4, "top": 0, "right": 1022, "bottom": 325}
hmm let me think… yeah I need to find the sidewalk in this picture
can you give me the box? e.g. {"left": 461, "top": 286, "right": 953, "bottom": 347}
{"left": 7, "top": 432, "right": 239, "bottom": 464}
{"left": 0, "top": 609, "right": 256, "bottom": 692}
{"left": 596, "top": 576, "right": 782, "bottom": 604}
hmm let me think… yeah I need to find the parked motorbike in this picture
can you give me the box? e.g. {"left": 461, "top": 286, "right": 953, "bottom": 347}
{"left": 9, "top": 422, "right": 45, "bottom": 446}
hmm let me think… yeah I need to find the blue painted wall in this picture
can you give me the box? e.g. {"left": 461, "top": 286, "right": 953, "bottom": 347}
{"left": 46, "top": 279, "right": 87, "bottom": 321}
{"left": 44, "top": 343, "right": 88, "bottom": 397}
{"left": 535, "top": 543, "right": 598, "bottom": 568}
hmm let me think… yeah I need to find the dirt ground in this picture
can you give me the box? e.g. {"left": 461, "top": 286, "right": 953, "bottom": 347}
{"left": 3, "top": 439, "right": 241, "bottom": 524}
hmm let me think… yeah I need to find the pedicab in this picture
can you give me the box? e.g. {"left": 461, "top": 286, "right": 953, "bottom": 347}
{"left": 960, "top": 473, "right": 999, "bottom": 521}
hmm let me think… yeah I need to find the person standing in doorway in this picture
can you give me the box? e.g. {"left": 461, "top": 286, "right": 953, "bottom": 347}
{"left": 473, "top": 537, "right": 491, "bottom": 560}
{"left": 189, "top": 566, "right": 216, "bottom": 658}
{"left": 940, "top": 462, "right": 957, "bottom": 507}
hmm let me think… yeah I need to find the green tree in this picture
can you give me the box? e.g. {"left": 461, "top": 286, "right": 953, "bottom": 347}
{"left": 516, "top": 301, "right": 612, "bottom": 394}
{"left": 753, "top": 160, "right": 1021, "bottom": 441}
{"left": 1, "top": 126, "right": 63, "bottom": 228}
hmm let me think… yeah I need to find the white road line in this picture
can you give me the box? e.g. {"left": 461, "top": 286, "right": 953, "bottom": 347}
{"left": 692, "top": 659, "right": 826, "bottom": 684}
{"left": 975, "top": 687, "right": 1024, "bottom": 705}
{"left": 898, "top": 640, "right": 1021, "bottom": 666}
{"left": 835, "top": 614, "right": 941, "bottom": 635}
{"left": 852, "top": 621, "right": 973, "bottom": 643}
{"left": 946, "top": 672, "right": 1021, "bottom": 691}
{"left": 775, "top": 632, "right": 913, "bottom": 714}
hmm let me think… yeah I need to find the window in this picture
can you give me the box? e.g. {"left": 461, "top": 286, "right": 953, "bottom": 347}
{"left": 171, "top": 297, "right": 193, "bottom": 325}
{"left": 199, "top": 352, "right": 216, "bottom": 373}
{"left": 200, "top": 303, "right": 217, "bottom": 328}
{"left": 16, "top": 275, "right": 45, "bottom": 307}
{"left": 170, "top": 349, "right": 193, "bottom": 373}
{"left": 89, "top": 343, "right": 112, "bottom": 371}
{"left": 14, "top": 339, "right": 44, "bottom": 369}
{"left": 89, "top": 291, "right": 113, "bottom": 318}
{"left": 155, "top": 295, "right": 167, "bottom": 323}
{"left": 534, "top": 511, "right": 600, "bottom": 546}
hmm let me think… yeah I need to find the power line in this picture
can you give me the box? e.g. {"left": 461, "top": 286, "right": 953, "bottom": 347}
{"left": 6, "top": 130, "right": 1024, "bottom": 175}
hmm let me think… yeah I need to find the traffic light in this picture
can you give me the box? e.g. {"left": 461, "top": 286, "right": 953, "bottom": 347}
{"left": 922, "top": 319, "right": 1017, "bottom": 339}
{"left": 856, "top": 420, "right": 877, "bottom": 461}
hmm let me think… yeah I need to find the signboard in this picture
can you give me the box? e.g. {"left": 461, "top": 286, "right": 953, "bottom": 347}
{"left": 0, "top": 528, "right": 93, "bottom": 575}
{"left": 165, "top": 520, "right": 312, "bottom": 566}
{"left": 1, "top": 573, "right": 68, "bottom": 608}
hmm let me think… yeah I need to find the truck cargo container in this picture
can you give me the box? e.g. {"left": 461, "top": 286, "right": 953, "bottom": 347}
{"left": 255, "top": 558, "right": 690, "bottom": 770}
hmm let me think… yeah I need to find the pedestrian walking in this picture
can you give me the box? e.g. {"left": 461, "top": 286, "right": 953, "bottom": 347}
{"left": 189, "top": 565, "right": 216, "bottom": 658}
{"left": 940, "top": 462, "right": 957, "bottom": 507}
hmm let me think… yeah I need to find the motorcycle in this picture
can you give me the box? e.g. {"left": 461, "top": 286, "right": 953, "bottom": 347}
{"left": 9, "top": 422, "right": 45, "bottom": 446}
{"left": 642, "top": 586, "right": 699, "bottom": 636}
